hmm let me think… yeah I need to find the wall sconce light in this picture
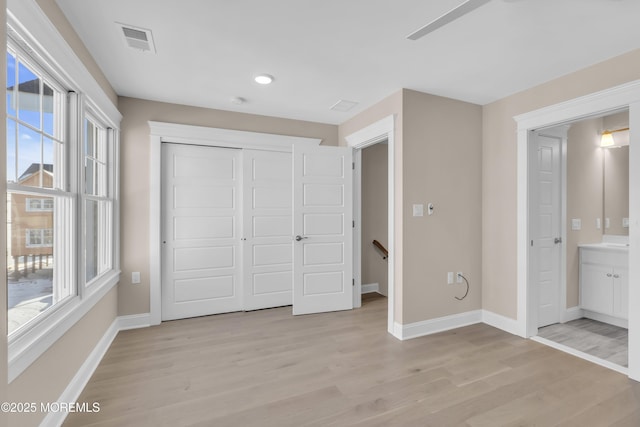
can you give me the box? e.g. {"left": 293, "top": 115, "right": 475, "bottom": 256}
{"left": 600, "top": 127, "right": 629, "bottom": 148}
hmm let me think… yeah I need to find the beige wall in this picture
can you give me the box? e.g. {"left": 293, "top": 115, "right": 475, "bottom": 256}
{"left": 483, "top": 48, "right": 640, "bottom": 319}
{"left": 1, "top": 1, "right": 9, "bottom": 424}
{"left": 339, "top": 89, "right": 482, "bottom": 324}
{"left": 401, "top": 90, "right": 482, "bottom": 323}
{"left": 117, "top": 97, "right": 339, "bottom": 315}
{"left": 35, "top": 0, "right": 118, "bottom": 106}
{"left": 361, "top": 143, "right": 388, "bottom": 295}
{"left": 8, "top": 287, "right": 117, "bottom": 427}
{"left": 566, "top": 118, "right": 604, "bottom": 308}
{"left": 339, "top": 90, "right": 403, "bottom": 320}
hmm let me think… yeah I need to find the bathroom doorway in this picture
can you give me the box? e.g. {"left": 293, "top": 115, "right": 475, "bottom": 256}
{"left": 530, "top": 109, "right": 630, "bottom": 372}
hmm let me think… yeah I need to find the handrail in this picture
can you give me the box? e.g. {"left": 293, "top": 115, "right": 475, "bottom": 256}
{"left": 372, "top": 240, "right": 388, "bottom": 260}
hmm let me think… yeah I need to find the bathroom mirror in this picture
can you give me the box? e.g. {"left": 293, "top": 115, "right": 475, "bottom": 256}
{"left": 603, "top": 145, "right": 629, "bottom": 236}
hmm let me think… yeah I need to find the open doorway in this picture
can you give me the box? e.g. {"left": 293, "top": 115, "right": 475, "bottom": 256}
{"left": 528, "top": 109, "right": 630, "bottom": 373}
{"left": 359, "top": 142, "right": 389, "bottom": 307}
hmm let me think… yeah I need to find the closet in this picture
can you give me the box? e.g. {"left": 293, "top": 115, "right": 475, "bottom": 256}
{"left": 159, "top": 131, "right": 352, "bottom": 321}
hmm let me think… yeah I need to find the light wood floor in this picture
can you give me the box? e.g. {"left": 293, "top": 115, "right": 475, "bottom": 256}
{"left": 64, "top": 295, "right": 640, "bottom": 426}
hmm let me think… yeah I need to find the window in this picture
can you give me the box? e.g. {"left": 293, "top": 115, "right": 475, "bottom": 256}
{"left": 25, "top": 228, "right": 53, "bottom": 248}
{"left": 25, "top": 197, "right": 54, "bottom": 211}
{"left": 6, "top": 32, "right": 119, "bottom": 339}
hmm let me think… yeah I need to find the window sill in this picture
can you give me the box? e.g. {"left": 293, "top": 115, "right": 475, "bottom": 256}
{"left": 8, "top": 270, "right": 120, "bottom": 383}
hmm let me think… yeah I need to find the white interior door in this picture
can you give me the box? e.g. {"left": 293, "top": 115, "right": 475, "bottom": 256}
{"left": 242, "top": 150, "right": 293, "bottom": 310}
{"left": 161, "top": 143, "right": 242, "bottom": 321}
{"left": 292, "top": 145, "right": 353, "bottom": 315}
{"left": 534, "top": 133, "right": 562, "bottom": 328}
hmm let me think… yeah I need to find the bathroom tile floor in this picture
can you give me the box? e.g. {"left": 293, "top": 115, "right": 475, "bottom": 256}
{"left": 538, "top": 318, "right": 628, "bottom": 367}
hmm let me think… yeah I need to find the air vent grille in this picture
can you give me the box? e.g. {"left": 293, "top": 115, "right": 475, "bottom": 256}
{"left": 117, "top": 23, "right": 156, "bottom": 53}
{"left": 330, "top": 99, "right": 359, "bottom": 112}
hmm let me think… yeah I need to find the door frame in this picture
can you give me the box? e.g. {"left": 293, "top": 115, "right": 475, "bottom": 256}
{"left": 345, "top": 115, "right": 396, "bottom": 337}
{"left": 148, "top": 121, "right": 321, "bottom": 325}
{"left": 528, "top": 126, "right": 568, "bottom": 329}
{"left": 514, "top": 79, "right": 640, "bottom": 381}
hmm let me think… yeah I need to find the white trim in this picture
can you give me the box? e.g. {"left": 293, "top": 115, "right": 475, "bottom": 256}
{"left": 515, "top": 79, "right": 640, "bottom": 381}
{"left": 531, "top": 336, "right": 628, "bottom": 377}
{"left": 395, "top": 310, "right": 483, "bottom": 340}
{"left": 563, "top": 306, "right": 584, "bottom": 323}
{"left": 148, "top": 121, "right": 322, "bottom": 151}
{"left": 345, "top": 115, "right": 396, "bottom": 338}
{"left": 361, "top": 283, "right": 380, "bottom": 294}
{"left": 117, "top": 313, "right": 152, "bottom": 331}
{"left": 482, "top": 310, "right": 520, "bottom": 336}
{"left": 39, "top": 319, "right": 119, "bottom": 427}
{"left": 7, "top": 0, "right": 121, "bottom": 125}
{"left": 582, "top": 310, "right": 628, "bottom": 329}
{"left": 8, "top": 270, "right": 119, "bottom": 383}
{"left": 352, "top": 150, "right": 362, "bottom": 307}
{"left": 149, "top": 122, "right": 324, "bottom": 325}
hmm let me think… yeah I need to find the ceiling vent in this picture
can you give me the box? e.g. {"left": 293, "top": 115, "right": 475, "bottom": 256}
{"left": 330, "top": 99, "right": 359, "bottom": 112}
{"left": 117, "top": 23, "right": 156, "bottom": 53}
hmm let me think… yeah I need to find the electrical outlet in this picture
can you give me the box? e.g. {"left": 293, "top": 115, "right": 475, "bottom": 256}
{"left": 457, "top": 272, "right": 463, "bottom": 283}
{"left": 447, "top": 272, "right": 454, "bottom": 285}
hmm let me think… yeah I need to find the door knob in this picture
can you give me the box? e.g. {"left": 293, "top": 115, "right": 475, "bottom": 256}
{"left": 554, "top": 237, "right": 562, "bottom": 244}
{"left": 295, "top": 235, "right": 307, "bottom": 241}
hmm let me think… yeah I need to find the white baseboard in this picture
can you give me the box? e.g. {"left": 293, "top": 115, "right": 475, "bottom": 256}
{"left": 394, "top": 310, "right": 483, "bottom": 340}
{"left": 43, "top": 314, "right": 150, "bottom": 426}
{"left": 40, "top": 319, "right": 120, "bottom": 427}
{"left": 582, "top": 310, "right": 628, "bottom": 329}
{"left": 361, "top": 283, "right": 380, "bottom": 294}
{"left": 118, "top": 313, "right": 153, "bottom": 330}
{"left": 482, "top": 310, "right": 520, "bottom": 336}
{"left": 563, "top": 306, "right": 583, "bottom": 323}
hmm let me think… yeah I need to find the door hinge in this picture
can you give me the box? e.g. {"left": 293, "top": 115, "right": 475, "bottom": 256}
{"left": 352, "top": 278, "right": 355, "bottom": 286}
{"left": 352, "top": 162, "right": 355, "bottom": 170}
{"left": 352, "top": 220, "right": 355, "bottom": 228}
{"left": 531, "top": 240, "right": 534, "bottom": 247}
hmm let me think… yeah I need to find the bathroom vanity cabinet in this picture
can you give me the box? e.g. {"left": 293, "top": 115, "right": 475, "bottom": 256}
{"left": 579, "top": 244, "right": 628, "bottom": 324}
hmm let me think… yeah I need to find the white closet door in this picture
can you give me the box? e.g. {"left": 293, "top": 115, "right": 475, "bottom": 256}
{"left": 161, "top": 143, "right": 242, "bottom": 321}
{"left": 242, "top": 150, "right": 293, "bottom": 310}
{"left": 292, "top": 145, "right": 353, "bottom": 315}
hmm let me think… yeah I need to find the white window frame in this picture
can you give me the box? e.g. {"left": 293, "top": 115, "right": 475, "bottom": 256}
{"left": 6, "top": 3, "right": 122, "bottom": 383}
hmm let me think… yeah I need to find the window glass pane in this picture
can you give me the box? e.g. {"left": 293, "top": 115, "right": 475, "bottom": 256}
{"left": 85, "top": 199, "right": 98, "bottom": 282}
{"left": 43, "top": 136, "right": 54, "bottom": 189}
{"left": 7, "top": 118, "right": 16, "bottom": 182}
{"left": 85, "top": 158, "right": 95, "bottom": 195}
{"left": 17, "top": 62, "right": 40, "bottom": 129}
{"left": 7, "top": 52, "right": 16, "bottom": 117}
{"left": 17, "top": 124, "right": 42, "bottom": 188}
{"left": 85, "top": 119, "right": 94, "bottom": 158}
{"left": 7, "top": 194, "right": 55, "bottom": 334}
{"left": 43, "top": 83, "right": 54, "bottom": 136}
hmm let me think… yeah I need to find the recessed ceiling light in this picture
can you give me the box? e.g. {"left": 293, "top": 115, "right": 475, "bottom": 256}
{"left": 255, "top": 74, "right": 274, "bottom": 85}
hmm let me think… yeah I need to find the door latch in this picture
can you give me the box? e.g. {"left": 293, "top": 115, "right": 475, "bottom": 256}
{"left": 554, "top": 237, "right": 562, "bottom": 244}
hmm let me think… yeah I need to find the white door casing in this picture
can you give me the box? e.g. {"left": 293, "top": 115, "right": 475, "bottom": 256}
{"left": 292, "top": 144, "right": 353, "bottom": 315}
{"left": 533, "top": 132, "right": 562, "bottom": 328}
{"left": 242, "top": 150, "right": 293, "bottom": 310}
{"left": 161, "top": 143, "right": 242, "bottom": 320}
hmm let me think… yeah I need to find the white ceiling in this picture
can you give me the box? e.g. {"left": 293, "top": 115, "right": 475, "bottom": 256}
{"left": 55, "top": 0, "right": 640, "bottom": 125}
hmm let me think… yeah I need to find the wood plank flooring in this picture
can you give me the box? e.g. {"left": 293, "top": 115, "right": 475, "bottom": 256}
{"left": 64, "top": 295, "right": 640, "bottom": 426}
{"left": 538, "top": 318, "right": 628, "bottom": 367}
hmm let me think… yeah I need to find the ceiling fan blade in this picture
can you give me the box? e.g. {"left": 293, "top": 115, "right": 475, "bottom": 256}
{"left": 406, "top": 0, "right": 492, "bottom": 40}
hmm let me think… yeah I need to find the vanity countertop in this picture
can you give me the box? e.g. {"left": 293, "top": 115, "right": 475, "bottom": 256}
{"left": 578, "top": 242, "right": 629, "bottom": 252}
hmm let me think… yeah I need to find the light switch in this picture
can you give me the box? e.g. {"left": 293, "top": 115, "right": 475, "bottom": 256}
{"left": 132, "top": 272, "right": 141, "bottom": 284}
{"left": 623, "top": 218, "right": 630, "bottom": 228}
{"left": 605, "top": 218, "right": 610, "bottom": 229}
{"left": 413, "top": 204, "right": 424, "bottom": 217}
{"left": 571, "top": 219, "right": 581, "bottom": 231}
{"left": 596, "top": 218, "right": 601, "bottom": 229}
